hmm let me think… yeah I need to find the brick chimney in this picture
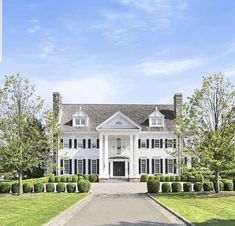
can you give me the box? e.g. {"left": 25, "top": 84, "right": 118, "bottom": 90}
{"left": 174, "top": 93, "right": 183, "bottom": 119}
{"left": 53, "top": 92, "right": 62, "bottom": 121}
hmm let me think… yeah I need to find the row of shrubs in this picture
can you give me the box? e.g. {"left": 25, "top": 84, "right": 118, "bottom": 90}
{"left": 0, "top": 180, "right": 91, "bottom": 194}
{"left": 47, "top": 174, "right": 98, "bottom": 183}
{"left": 147, "top": 180, "right": 235, "bottom": 193}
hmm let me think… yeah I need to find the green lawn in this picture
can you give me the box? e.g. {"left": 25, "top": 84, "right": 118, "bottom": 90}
{"left": 0, "top": 193, "right": 88, "bottom": 226}
{"left": 151, "top": 192, "right": 235, "bottom": 226}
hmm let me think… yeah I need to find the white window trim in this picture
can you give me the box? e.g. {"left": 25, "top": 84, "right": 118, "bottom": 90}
{"left": 73, "top": 116, "right": 89, "bottom": 127}
{"left": 153, "top": 159, "right": 160, "bottom": 174}
{"left": 64, "top": 159, "right": 70, "bottom": 174}
{"left": 168, "top": 159, "right": 174, "bottom": 174}
{"left": 140, "top": 159, "right": 147, "bottom": 174}
{"left": 91, "top": 159, "right": 97, "bottom": 174}
{"left": 154, "top": 139, "right": 160, "bottom": 148}
{"left": 149, "top": 116, "right": 164, "bottom": 127}
{"left": 77, "top": 159, "right": 83, "bottom": 174}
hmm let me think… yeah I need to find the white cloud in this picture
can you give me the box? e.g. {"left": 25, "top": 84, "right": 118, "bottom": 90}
{"left": 27, "top": 25, "right": 41, "bottom": 33}
{"left": 223, "top": 66, "right": 235, "bottom": 78}
{"left": 135, "top": 57, "right": 205, "bottom": 76}
{"left": 39, "top": 41, "right": 56, "bottom": 58}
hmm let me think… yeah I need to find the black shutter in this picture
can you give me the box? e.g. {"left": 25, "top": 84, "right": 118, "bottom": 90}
{"left": 60, "top": 139, "right": 63, "bottom": 144}
{"left": 69, "top": 139, "right": 72, "bottom": 149}
{"left": 60, "top": 159, "right": 63, "bottom": 175}
{"left": 88, "top": 159, "right": 91, "bottom": 174}
{"left": 139, "top": 159, "right": 141, "bottom": 174}
{"left": 83, "top": 139, "right": 86, "bottom": 149}
{"left": 146, "top": 139, "right": 149, "bottom": 148}
{"left": 160, "top": 159, "right": 163, "bottom": 173}
{"left": 83, "top": 159, "right": 86, "bottom": 175}
{"left": 160, "top": 139, "right": 163, "bottom": 148}
{"left": 152, "top": 159, "right": 154, "bottom": 174}
{"left": 97, "top": 139, "right": 99, "bottom": 149}
{"left": 174, "top": 159, "right": 177, "bottom": 174}
{"left": 88, "top": 139, "right": 91, "bottom": 149}
{"left": 152, "top": 139, "right": 154, "bottom": 149}
{"left": 97, "top": 159, "right": 99, "bottom": 175}
{"left": 69, "top": 159, "right": 72, "bottom": 174}
{"left": 74, "top": 139, "right": 77, "bottom": 149}
{"left": 173, "top": 139, "right": 176, "bottom": 148}
{"left": 138, "top": 139, "right": 141, "bottom": 149}
{"left": 165, "top": 139, "right": 168, "bottom": 148}
{"left": 74, "top": 159, "right": 77, "bottom": 174}
{"left": 147, "top": 159, "right": 149, "bottom": 174}
{"left": 165, "top": 159, "right": 168, "bottom": 174}
{"left": 185, "top": 157, "right": 188, "bottom": 165}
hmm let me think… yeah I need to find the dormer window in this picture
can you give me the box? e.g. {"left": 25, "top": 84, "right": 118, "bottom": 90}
{"left": 149, "top": 107, "right": 164, "bottom": 127}
{"left": 72, "top": 107, "right": 89, "bottom": 127}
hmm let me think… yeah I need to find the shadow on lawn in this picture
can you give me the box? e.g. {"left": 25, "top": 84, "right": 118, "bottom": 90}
{"left": 98, "top": 221, "right": 185, "bottom": 226}
{"left": 193, "top": 219, "right": 235, "bottom": 226}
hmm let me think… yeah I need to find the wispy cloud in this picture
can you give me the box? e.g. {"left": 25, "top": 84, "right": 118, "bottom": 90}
{"left": 39, "top": 41, "right": 56, "bottom": 58}
{"left": 27, "top": 25, "right": 41, "bottom": 33}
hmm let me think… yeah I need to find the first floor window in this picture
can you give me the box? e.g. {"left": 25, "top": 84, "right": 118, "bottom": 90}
{"left": 168, "top": 159, "right": 174, "bottom": 174}
{"left": 153, "top": 159, "right": 160, "bottom": 173}
{"left": 64, "top": 160, "right": 70, "bottom": 174}
{"left": 91, "top": 159, "right": 97, "bottom": 174}
{"left": 77, "top": 160, "right": 83, "bottom": 174}
{"left": 141, "top": 159, "right": 147, "bottom": 173}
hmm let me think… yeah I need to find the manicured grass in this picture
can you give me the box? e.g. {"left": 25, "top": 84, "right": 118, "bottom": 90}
{"left": 151, "top": 192, "right": 235, "bottom": 226}
{"left": 0, "top": 193, "right": 88, "bottom": 226}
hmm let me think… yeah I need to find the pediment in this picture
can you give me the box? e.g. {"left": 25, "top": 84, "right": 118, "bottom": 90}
{"left": 96, "top": 111, "right": 141, "bottom": 130}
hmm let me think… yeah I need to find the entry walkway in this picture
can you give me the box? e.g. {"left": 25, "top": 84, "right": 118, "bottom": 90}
{"left": 64, "top": 183, "right": 186, "bottom": 226}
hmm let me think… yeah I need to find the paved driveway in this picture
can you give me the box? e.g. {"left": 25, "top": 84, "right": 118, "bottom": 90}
{"left": 64, "top": 183, "right": 185, "bottom": 226}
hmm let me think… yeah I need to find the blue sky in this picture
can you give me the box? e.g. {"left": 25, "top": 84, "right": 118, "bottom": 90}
{"left": 0, "top": 0, "right": 235, "bottom": 105}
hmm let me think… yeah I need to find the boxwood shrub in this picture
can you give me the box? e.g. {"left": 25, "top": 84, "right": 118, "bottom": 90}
{"left": 56, "top": 183, "right": 65, "bottom": 192}
{"left": 148, "top": 176, "right": 154, "bottom": 181}
{"left": 183, "top": 182, "right": 192, "bottom": 192}
{"left": 154, "top": 176, "right": 160, "bottom": 181}
{"left": 160, "top": 176, "right": 165, "bottom": 182}
{"left": 11, "top": 183, "right": 19, "bottom": 194}
{"left": 89, "top": 174, "right": 98, "bottom": 183}
{"left": 72, "top": 175, "right": 78, "bottom": 182}
{"left": 165, "top": 176, "right": 170, "bottom": 182}
{"left": 23, "top": 183, "right": 32, "bottom": 193}
{"left": 162, "top": 183, "right": 171, "bottom": 193}
{"left": 171, "top": 182, "right": 182, "bottom": 192}
{"left": 67, "top": 183, "right": 76, "bottom": 193}
{"left": 188, "top": 176, "right": 196, "bottom": 183}
{"left": 46, "top": 183, "right": 55, "bottom": 192}
{"left": 175, "top": 176, "right": 181, "bottom": 181}
{"left": 223, "top": 181, "right": 234, "bottom": 191}
{"left": 170, "top": 176, "right": 175, "bottom": 182}
{"left": 0, "top": 183, "right": 10, "bottom": 193}
{"left": 67, "top": 176, "right": 73, "bottom": 182}
{"left": 61, "top": 176, "right": 67, "bottom": 183}
{"left": 55, "top": 176, "right": 61, "bottom": 183}
{"left": 48, "top": 176, "right": 55, "bottom": 183}
{"left": 181, "top": 175, "right": 187, "bottom": 181}
{"left": 78, "top": 175, "right": 85, "bottom": 181}
{"left": 203, "top": 182, "right": 213, "bottom": 191}
{"left": 140, "top": 174, "right": 149, "bottom": 182}
{"left": 77, "top": 179, "right": 91, "bottom": 193}
{"left": 194, "top": 182, "right": 203, "bottom": 192}
{"left": 147, "top": 180, "right": 160, "bottom": 193}
{"left": 34, "top": 183, "right": 44, "bottom": 193}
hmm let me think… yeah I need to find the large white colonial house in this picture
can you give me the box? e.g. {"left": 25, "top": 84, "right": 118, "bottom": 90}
{"left": 53, "top": 92, "right": 191, "bottom": 182}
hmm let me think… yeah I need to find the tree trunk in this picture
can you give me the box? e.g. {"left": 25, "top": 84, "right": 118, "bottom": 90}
{"left": 214, "top": 171, "right": 220, "bottom": 193}
{"left": 18, "top": 172, "right": 23, "bottom": 195}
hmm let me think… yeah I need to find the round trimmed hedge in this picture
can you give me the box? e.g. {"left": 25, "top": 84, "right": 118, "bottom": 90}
{"left": 55, "top": 176, "right": 61, "bottom": 182}
{"left": 61, "top": 176, "right": 67, "bottom": 183}
{"left": 147, "top": 180, "right": 160, "bottom": 193}
{"left": 89, "top": 174, "right": 98, "bottom": 183}
{"left": 170, "top": 176, "right": 175, "bottom": 182}
{"left": 72, "top": 175, "right": 78, "bottom": 182}
{"left": 23, "top": 183, "right": 32, "bottom": 193}
{"left": 0, "top": 183, "right": 10, "bottom": 193}
{"left": 165, "top": 176, "right": 170, "bottom": 182}
{"left": 56, "top": 183, "right": 65, "bottom": 192}
{"left": 46, "top": 183, "right": 55, "bottom": 192}
{"left": 11, "top": 183, "right": 19, "bottom": 194}
{"left": 181, "top": 175, "right": 187, "bottom": 181}
{"left": 140, "top": 174, "right": 149, "bottom": 182}
{"left": 171, "top": 182, "right": 182, "bottom": 192}
{"left": 175, "top": 176, "right": 181, "bottom": 181}
{"left": 194, "top": 182, "right": 203, "bottom": 192}
{"left": 78, "top": 175, "right": 85, "bottom": 181}
{"left": 148, "top": 176, "right": 154, "bottom": 181}
{"left": 77, "top": 179, "right": 91, "bottom": 193}
{"left": 34, "top": 183, "right": 44, "bottom": 193}
{"left": 223, "top": 181, "right": 234, "bottom": 191}
{"left": 203, "top": 182, "right": 213, "bottom": 191}
{"left": 67, "top": 176, "right": 73, "bottom": 182}
{"left": 162, "top": 183, "right": 171, "bottom": 193}
{"left": 183, "top": 182, "right": 192, "bottom": 192}
{"left": 160, "top": 176, "right": 165, "bottom": 182}
{"left": 48, "top": 176, "right": 55, "bottom": 183}
{"left": 67, "top": 183, "right": 76, "bottom": 193}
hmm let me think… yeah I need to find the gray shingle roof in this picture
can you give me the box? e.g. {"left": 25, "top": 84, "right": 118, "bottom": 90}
{"left": 61, "top": 104, "right": 175, "bottom": 132}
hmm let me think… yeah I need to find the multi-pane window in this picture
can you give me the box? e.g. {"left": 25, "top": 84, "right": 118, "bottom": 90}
{"left": 154, "top": 139, "right": 160, "bottom": 148}
{"left": 74, "top": 116, "right": 88, "bottom": 126}
{"left": 91, "top": 160, "right": 97, "bottom": 174}
{"left": 168, "top": 159, "right": 174, "bottom": 174}
{"left": 167, "top": 139, "right": 173, "bottom": 148}
{"left": 63, "top": 140, "right": 69, "bottom": 149}
{"left": 64, "top": 160, "right": 70, "bottom": 174}
{"left": 154, "top": 159, "right": 160, "bottom": 173}
{"left": 77, "top": 160, "right": 83, "bottom": 174}
{"left": 141, "top": 159, "right": 147, "bottom": 174}
{"left": 141, "top": 140, "right": 146, "bottom": 148}
{"left": 92, "top": 140, "right": 97, "bottom": 148}
{"left": 151, "top": 118, "right": 157, "bottom": 126}
{"left": 77, "top": 139, "right": 83, "bottom": 148}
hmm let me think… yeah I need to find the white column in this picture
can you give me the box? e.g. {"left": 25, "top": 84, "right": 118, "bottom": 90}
{"left": 104, "top": 134, "right": 109, "bottom": 177}
{"left": 125, "top": 161, "right": 128, "bottom": 177}
{"left": 129, "top": 134, "right": 134, "bottom": 177}
{"left": 162, "top": 158, "right": 165, "bottom": 175}
{"left": 149, "top": 158, "right": 152, "bottom": 175}
{"left": 71, "top": 158, "right": 74, "bottom": 175}
{"left": 134, "top": 134, "right": 139, "bottom": 177}
{"left": 99, "top": 134, "right": 104, "bottom": 177}
{"left": 110, "top": 161, "right": 113, "bottom": 177}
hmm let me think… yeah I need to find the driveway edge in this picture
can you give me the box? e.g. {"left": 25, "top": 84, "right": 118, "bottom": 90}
{"left": 44, "top": 194, "right": 93, "bottom": 226}
{"left": 146, "top": 193, "right": 195, "bottom": 226}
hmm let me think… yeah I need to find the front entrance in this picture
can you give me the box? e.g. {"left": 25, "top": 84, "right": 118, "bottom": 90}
{"left": 113, "top": 161, "right": 125, "bottom": 176}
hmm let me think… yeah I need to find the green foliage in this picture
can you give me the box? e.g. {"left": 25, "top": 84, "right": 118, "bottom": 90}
{"left": 72, "top": 175, "right": 78, "bottom": 182}
{"left": 89, "top": 174, "right": 98, "bottom": 183}
{"left": 160, "top": 176, "right": 165, "bottom": 182}
{"left": 140, "top": 174, "right": 149, "bottom": 182}
{"left": 193, "top": 182, "right": 203, "bottom": 192}
{"left": 48, "top": 176, "right": 55, "bottom": 183}
{"left": 170, "top": 176, "right": 175, "bottom": 181}
{"left": 183, "top": 182, "right": 192, "bottom": 192}
{"left": 203, "top": 182, "right": 214, "bottom": 191}
{"left": 56, "top": 183, "right": 65, "bottom": 192}
{"left": 34, "top": 183, "right": 44, "bottom": 193}
{"left": 61, "top": 176, "right": 67, "bottom": 182}
{"left": 77, "top": 179, "right": 91, "bottom": 193}
{"left": 171, "top": 182, "right": 182, "bottom": 192}
{"left": 78, "top": 175, "right": 85, "bottom": 181}
{"left": 165, "top": 176, "right": 170, "bottom": 182}
{"left": 55, "top": 176, "right": 61, "bottom": 182}
{"left": 11, "top": 183, "right": 19, "bottom": 194}
{"left": 67, "top": 176, "right": 73, "bottom": 182}
{"left": 162, "top": 183, "right": 171, "bottom": 193}
{"left": 153, "top": 176, "right": 160, "bottom": 181}
{"left": 23, "top": 183, "right": 32, "bottom": 193}
{"left": 148, "top": 176, "right": 154, "bottom": 181}
{"left": 0, "top": 183, "right": 11, "bottom": 193}
{"left": 46, "top": 183, "right": 55, "bottom": 192}
{"left": 175, "top": 176, "right": 181, "bottom": 181}
{"left": 66, "top": 183, "right": 76, "bottom": 193}
{"left": 147, "top": 180, "right": 160, "bottom": 193}
{"left": 223, "top": 181, "right": 234, "bottom": 191}
{"left": 181, "top": 175, "right": 187, "bottom": 181}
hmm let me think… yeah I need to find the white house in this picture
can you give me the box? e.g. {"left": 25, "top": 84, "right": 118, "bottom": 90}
{"left": 53, "top": 92, "right": 190, "bottom": 182}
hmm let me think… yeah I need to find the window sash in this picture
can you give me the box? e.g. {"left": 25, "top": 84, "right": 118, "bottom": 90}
{"left": 167, "top": 139, "right": 173, "bottom": 148}
{"left": 141, "top": 159, "right": 147, "bottom": 174}
{"left": 64, "top": 160, "right": 70, "bottom": 174}
{"left": 141, "top": 141, "right": 146, "bottom": 148}
{"left": 77, "top": 160, "right": 83, "bottom": 174}
{"left": 91, "top": 160, "right": 97, "bottom": 174}
{"left": 168, "top": 159, "right": 174, "bottom": 174}
{"left": 154, "top": 140, "right": 160, "bottom": 148}
{"left": 154, "top": 159, "right": 160, "bottom": 173}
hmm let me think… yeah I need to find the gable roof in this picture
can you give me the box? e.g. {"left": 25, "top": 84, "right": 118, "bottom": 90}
{"left": 60, "top": 104, "right": 175, "bottom": 132}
